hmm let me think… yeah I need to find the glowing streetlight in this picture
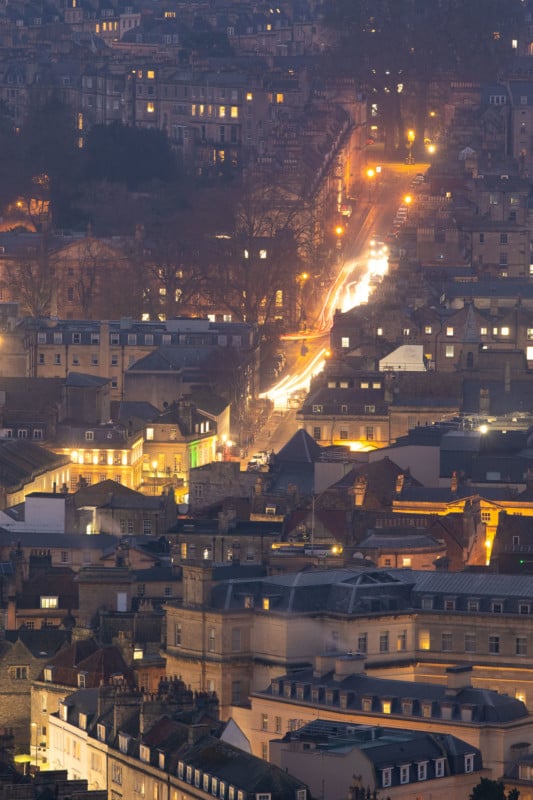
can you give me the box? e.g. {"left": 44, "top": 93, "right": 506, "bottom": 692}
{"left": 406, "top": 129, "right": 415, "bottom": 165}
{"left": 427, "top": 142, "right": 436, "bottom": 155}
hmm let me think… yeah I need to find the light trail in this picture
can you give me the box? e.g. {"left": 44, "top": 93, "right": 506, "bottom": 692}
{"left": 265, "top": 242, "right": 389, "bottom": 405}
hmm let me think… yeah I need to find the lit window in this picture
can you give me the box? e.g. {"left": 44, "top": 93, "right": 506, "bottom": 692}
{"left": 424, "top": 326, "right": 432, "bottom": 334}
{"left": 147, "top": 70, "right": 155, "bottom": 79}
{"left": 501, "top": 326, "right": 510, "bottom": 336}
{"left": 341, "top": 337, "right": 350, "bottom": 348}
{"left": 147, "top": 102, "right": 155, "bottom": 113}
{"left": 40, "top": 596, "right": 58, "bottom": 609}
{"left": 445, "top": 345, "right": 454, "bottom": 358}
{"left": 219, "top": 106, "right": 226, "bottom": 118}
{"left": 276, "top": 93, "right": 284, "bottom": 103}
{"left": 246, "top": 92, "right": 253, "bottom": 101}
{"left": 446, "top": 326, "right": 454, "bottom": 336}
{"left": 231, "top": 106, "right": 238, "bottom": 118}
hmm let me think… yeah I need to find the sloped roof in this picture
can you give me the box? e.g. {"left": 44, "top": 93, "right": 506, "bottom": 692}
{"left": 275, "top": 429, "right": 323, "bottom": 464}
{"left": 0, "top": 440, "right": 69, "bottom": 489}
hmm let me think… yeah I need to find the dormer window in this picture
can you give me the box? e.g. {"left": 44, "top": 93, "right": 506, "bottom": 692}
{"left": 158, "top": 752, "right": 165, "bottom": 769}
{"left": 77, "top": 672, "right": 87, "bottom": 688}
{"left": 41, "top": 596, "right": 58, "bottom": 609}
{"left": 60, "top": 703, "right": 68, "bottom": 721}
{"left": 140, "top": 744, "right": 150, "bottom": 763}
{"left": 85, "top": 431, "right": 94, "bottom": 441}
{"left": 44, "top": 667, "right": 53, "bottom": 682}
{"left": 79, "top": 712, "right": 87, "bottom": 730}
{"left": 97, "top": 723, "right": 106, "bottom": 742}
{"left": 119, "top": 733, "right": 130, "bottom": 754}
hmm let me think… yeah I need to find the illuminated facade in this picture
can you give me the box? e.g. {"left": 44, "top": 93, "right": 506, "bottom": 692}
{"left": 52, "top": 423, "right": 144, "bottom": 492}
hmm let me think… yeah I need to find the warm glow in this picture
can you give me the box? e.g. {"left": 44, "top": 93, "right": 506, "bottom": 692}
{"left": 335, "top": 225, "right": 344, "bottom": 237}
{"left": 404, "top": 194, "right": 412, "bottom": 205}
{"left": 427, "top": 143, "right": 436, "bottom": 155}
{"left": 407, "top": 129, "right": 415, "bottom": 142}
{"left": 366, "top": 168, "right": 375, "bottom": 179}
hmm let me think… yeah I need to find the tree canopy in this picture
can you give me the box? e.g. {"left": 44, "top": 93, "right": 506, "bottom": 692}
{"left": 469, "top": 777, "right": 520, "bottom": 800}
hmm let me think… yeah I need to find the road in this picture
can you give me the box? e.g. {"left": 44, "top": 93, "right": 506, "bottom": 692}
{"left": 260, "top": 158, "right": 427, "bottom": 419}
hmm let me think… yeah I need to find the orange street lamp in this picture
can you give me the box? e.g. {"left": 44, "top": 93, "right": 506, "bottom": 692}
{"left": 406, "top": 129, "right": 415, "bottom": 164}
{"left": 404, "top": 194, "right": 412, "bottom": 205}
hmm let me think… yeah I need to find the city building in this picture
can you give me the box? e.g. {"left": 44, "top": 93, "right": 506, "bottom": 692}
{"left": 270, "top": 720, "right": 485, "bottom": 800}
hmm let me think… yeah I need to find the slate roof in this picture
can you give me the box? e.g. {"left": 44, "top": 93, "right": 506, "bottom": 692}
{"left": 0, "top": 440, "right": 69, "bottom": 489}
{"left": 265, "top": 667, "right": 528, "bottom": 724}
{"left": 64, "top": 372, "right": 109, "bottom": 387}
{"left": 9, "top": 627, "right": 70, "bottom": 658}
{"left": 182, "top": 735, "right": 306, "bottom": 798}
{"left": 275, "top": 429, "right": 323, "bottom": 464}
{"left": 285, "top": 720, "right": 480, "bottom": 773}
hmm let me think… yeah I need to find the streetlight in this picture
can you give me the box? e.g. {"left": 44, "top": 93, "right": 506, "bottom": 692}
{"left": 296, "top": 272, "right": 309, "bottom": 330}
{"left": 151, "top": 459, "right": 158, "bottom": 495}
{"left": 366, "top": 167, "right": 375, "bottom": 202}
{"left": 406, "top": 129, "right": 415, "bottom": 164}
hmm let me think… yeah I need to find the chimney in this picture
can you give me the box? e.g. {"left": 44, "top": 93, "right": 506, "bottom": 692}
{"left": 313, "top": 653, "right": 337, "bottom": 678}
{"left": 334, "top": 653, "right": 366, "bottom": 681}
{"left": 113, "top": 688, "right": 142, "bottom": 737}
{"left": 445, "top": 665, "right": 472, "bottom": 695}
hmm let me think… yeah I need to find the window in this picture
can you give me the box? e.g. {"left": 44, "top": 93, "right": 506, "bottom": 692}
{"left": 231, "top": 628, "right": 241, "bottom": 652}
{"left": 313, "top": 427, "right": 321, "bottom": 440}
{"left": 489, "top": 635, "right": 500, "bottom": 654}
{"left": 446, "top": 326, "right": 454, "bottom": 336}
{"left": 143, "top": 519, "right": 152, "bottom": 535}
{"left": 231, "top": 681, "right": 241, "bottom": 703}
{"left": 357, "top": 633, "right": 367, "bottom": 653}
{"left": 341, "top": 336, "right": 350, "bottom": 348}
{"left": 261, "top": 713, "right": 268, "bottom": 731}
{"left": 520, "top": 604, "right": 530, "bottom": 615}
{"left": 382, "top": 769, "right": 392, "bottom": 788}
{"left": 397, "top": 630, "right": 407, "bottom": 651}
{"left": 10, "top": 666, "right": 28, "bottom": 680}
{"left": 85, "top": 430, "right": 94, "bottom": 440}
{"left": 364, "top": 404, "right": 375, "bottom": 413}
{"left": 445, "top": 344, "right": 454, "bottom": 358}
{"left": 174, "top": 623, "right": 182, "bottom": 646}
{"left": 400, "top": 765, "right": 410, "bottom": 784}
{"left": 424, "top": 325, "right": 432, "bottom": 334}
{"left": 312, "top": 405, "right": 323, "bottom": 413}
{"left": 379, "top": 632, "right": 389, "bottom": 652}
{"left": 40, "top": 596, "right": 58, "bottom": 609}
{"left": 441, "top": 633, "right": 452, "bottom": 652}
{"left": 111, "top": 763, "right": 123, "bottom": 784}
{"left": 465, "top": 754, "right": 475, "bottom": 773}
{"left": 467, "top": 599, "right": 479, "bottom": 612}
{"left": 208, "top": 628, "right": 215, "bottom": 652}
{"left": 366, "top": 427, "right": 374, "bottom": 441}
{"left": 465, "top": 633, "right": 476, "bottom": 652}
{"left": 501, "top": 326, "right": 510, "bottom": 336}
{"left": 516, "top": 637, "right": 527, "bottom": 656}
{"left": 435, "top": 758, "right": 445, "bottom": 777}
{"left": 492, "top": 601, "right": 503, "bottom": 613}
{"left": 275, "top": 716, "right": 282, "bottom": 734}
{"left": 500, "top": 233, "right": 508, "bottom": 244}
